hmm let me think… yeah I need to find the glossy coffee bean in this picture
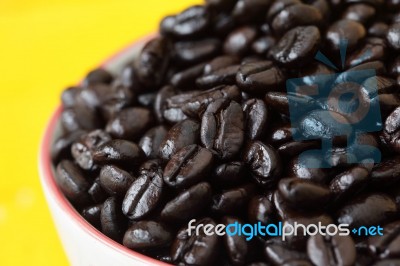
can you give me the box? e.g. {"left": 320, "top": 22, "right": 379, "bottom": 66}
{"left": 163, "top": 144, "right": 213, "bottom": 189}
{"left": 387, "top": 23, "right": 400, "bottom": 50}
{"left": 212, "top": 184, "right": 255, "bottom": 215}
{"left": 223, "top": 26, "right": 258, "bottom": 56}
{"left": 330, "top": 165, "right": 369, "bottom": 201}
{"left": 252, "top": 36, "right": 276, "bottom": 55}
{"left": 248, "top": 195, "right": 274, "bottom": 224}
{"left": 173, "top": 38, "right": 221, "bottom": 65}
{"left": 271, "top": 26, "right": 321, "bottom": 67}
{"left": 342, "top": 4, "right": 376, "bottom": 24}
{"left": 160, "top": 5, "right": 210, "bottom": 38}
{"left": 196, "top": 64, "right": 240, "bottom": 89}
{"left": 61, "top": 86, "right": 82, "bottom": 108}
{"left": 51, "top": 130, "right": 85, "bottom": 163}
{"left": 243, "top": 98, "right": 268, "bottom": 140}
{"left": 213, "top": 161, "right": 248, "bottom": 187}
{"left": 370, "top": 156, "right": 400, "bottom": 185}
{"left": 154, "top": 85, "right": 177, "bottom": 123}
{"left": 55, "top": 160, "right": 91, "bottom": 206}
{"left": 82, "top": 204, "right": 102, "bottom": 229}
{"left": 170, "top": 62, "right": 207, "bottom": 89}
{"left": 326, "top": 19, "right": 366, "bottom": 51}
{"left": 93, "top": 139, "right": 144, "bottom": 168}
{"left": 201, "top": 99, "right": 244, "bottom": 160}
{"left": 100, "top": 83, "right": 135, "bottom": 120}
{"left": 161, "top": 182, "right": 212, "bottom": 222}
{"left": 232, "top": 0, "right": 272, "bottom": 23}
{"left": 159, "top": 119, "right": 200, "bottom": 161}
{"left": 60, "top": 106, "right": 100, "bottom": 133}
{"left": 122, "top": 165, "right": 163, "bottom": 220}
{"left": 267, "top": 0, "right": 301, "bottom": 22}
{"left": 171, "top": 217, "right": 219, "bottom": 265}
{"left": 271, "top": 4, "right": 322, "bottom": 34}
{"left": 368, "top": 220, "right": 400, "bottom": 259}
{"left": 243, "top": 141, "right": 282, "bottom": 186}
{"left": 139, "top": 126, "right": 168, "bottom": 159}
{"left": 222, "top": 216, "right": 248, "bottom": 265}
{"left": 123, "top": 221, "right": 172, "bottom": 250}
{"left": 106, "top": 107, "right": 153, "bottom": 140}
{"left": 88, "top": 178, "right": 108, "bottom": 204}
{"left": 100, "top": 197, "right": 126, "bottom": 242}
{"left": 236, "top": 61, "right": 285, "bottom": 93}
{"left": 203, "top": 55, "right": 239, "bottom": 75}
{"left": 289, "top": 154, "right": 331, "bottom": 183}
{"left": 307, "top": 234, "right": 356, "bottom": 266}
{"left": 336, "top": 193, "right": 397, "bottom": 228}
{"left": 82, "top": 68, "right": 113, "bottom": 88}
{"left": 134, "top": 37, "right": 169, "bottom": 88}
{"left": 278, "top": 178, "right": 331, "bottom": 208}
{"left": 346, "top": 38, "right": 386, "bottom": 68}
{"left": 99, "top": 165, "right": 135, "bottom": 197}
{"left": 383, "top": 107, "right": 400, "bottom": 153}
{"left": 369, "top": 22, "right": 389, "bottom": 38}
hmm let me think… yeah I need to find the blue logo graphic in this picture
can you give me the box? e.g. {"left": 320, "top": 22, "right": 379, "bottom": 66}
{"left": 286, "top": 39, "right": 382, "bottom": 168}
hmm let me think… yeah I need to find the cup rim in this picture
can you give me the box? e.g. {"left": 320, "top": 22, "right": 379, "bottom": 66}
{"left": 38, "top": 34, "right": 171, "bottom": 266}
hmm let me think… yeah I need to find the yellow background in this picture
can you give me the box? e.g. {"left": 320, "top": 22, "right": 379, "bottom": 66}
{"left": 0, "top": 0, "right": 199, "bottom": 265}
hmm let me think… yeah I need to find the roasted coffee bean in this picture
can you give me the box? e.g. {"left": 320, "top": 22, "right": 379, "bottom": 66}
{"left": 55, "top": 160, "right": 91, "bottom": 206}
{"left": 326, "top": 19, "right": 366, "bottom": 51}
{"left": 243, "top": 98, "right": 268, "bottom": 140}
{"left": 346, "top": 38, "right": 386, "bottom": 68}
{"left": 369, "top": 22, "right": 389, "bottom": 38}
{"left": 171, "top": 218, "right": 219, "bottom": 265}
{"left": 368, "top": 220, "right": 400, "bottom": 259}
{"left": 307, "top": 234, "right": 356, "bottom": 266}
{"left": 232, "top": 0, "right": 272, "bottom": 23}
{"left": 278, "top": 178, "right": 331, "bottom": 208}
{"left": 123, "top": 221, "right": 172, "bottom": 250}
{"left": 161, "top": 182, "right": 212, "bottom": 222}
{"left": 100, "top": 83, "right": 135, "bottom": 120}
{"left": 51, "top": 130, "right": 85, "bottom": 163}
{"left": 60, "top": 106, "right": 100, "bottom": 133}
{"left": 82, "top": 68, "right": 113, "bottom": 87}
{"left": 213, "top": 161, "right": 248, "bottom": 187}
{"left": 82, "top": 204, "right": 103, "bottom": 229}
{"left": 106, "top": 107, "right": 153, "bottom": 140}
{"left": 222, "top": 216, "right": 248, "bottom": 265}
{"left": 137, "top": 92, "right": 156, "bottom": 108}
{"left": 201, "top": 99, "right": 244, "bottom": 160}
{"left": 88, "top": 178, "right": 109, "bottom": 203}
{"left": 278, "top": 140, "right": 321, "bottom": 158}
{"left": 122, "top": 166, "right": 163, "bottom": 220}
{"left": 170, "top": 62, "right": 207, "bottom": 89}
{"left": 271, "top": 26, "right": 321, "bottom": 67}
{"left": 271, "top": 4, "right": 322, "bottom": 34}
{"left": 330, "top": 165, "right": 369, "bottom": 201}
{"left": 211, "top": 184, "right": 254, "bottom": 215}
{"left": 163, "top": 144, "right": 213, "bottom": 189}
{"left": 343, "top": 4, "right": 376, "bottom": 24}
{"left": 267, "top": 0, "right": 301, "bottom": 22}
{"left": 265, "top": 239, "right": 309, "bottom": 265}
{"left": 99, "top": 165, "right": 135, "bottom": 197}
{"left": 289, "top": 154, "right": 331, "bottom": 183}
{"left": 223, "top": 26, "right": 258, "bottom": 56}
{"left": 159, "top": 119, "right": 200, "bottom": 161}
{"left": 196, "top": 64, "right": 240, "bottom": 89}
{"left": 384, "top": 107, "right": 400, "bottom": 153}
{"left": 243, "top": 141, "right": 282, "bottom": 186}
{"left": 134, "top": 37, "right": 169, "bottom": 88}
{"left": 248, "top": 195, "right": 274, "bottom": 224}
{"left": 100, "top": 197, "right": 126, "bottom": 242}
{"left": 161, "top": 90, "right": 198, "bottom": 122}
{"left": 203, "top": 55, "right": 240, "bottom": 75}
{"left": 268, "top": 124, "right": 295, "bottom": 146}
{"left": 139, "top": 126, "right": 168, "bottom": 159}
{"left": 93, "top": 139, "right": 144, "bottom": 167}
{"left": 371, "top": 156, "right": 400, "bottom": 185}
{"left": 154, "top": 85, "right": 177, "bottom": 123}
{"left": 252, "top": 36, "right": 276, "bottom": 55}
{"left": 173, "top": 38, "right": 221, "bottom": 65}
{"left": 160, "top": 6, "right": 210, "bottom": 38}
{"left": 387, "top": 23, "right": 400, "bottom": 50}
{"left": 336, "top": 193, "right": 397, "bottom": 228}
{"left": 61, "top": 86, "right": 82, "bottom": 108}
{"left": 236, "top": 61, "right": 285, "bottom": 93}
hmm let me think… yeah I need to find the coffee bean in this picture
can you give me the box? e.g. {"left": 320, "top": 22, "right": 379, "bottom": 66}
{"left": 307, "top": 234, "right": 356, "bottom": 266}
{"left": 223, "top": 26, "right": 258, "bottom": 56}
{"left": 196, "top": 64, "right": 240, "bottom": 89}
{"left": 123, "top": 221, "right": 172, "bottom": 250}
{"left": 159, "top": 119, "right": 200, "bottom": 161}
{"left": 265, "top": 239, "right": 309, "bottom": 265}
{"left": 163, "top": 144, "right": 213, "bottom": 189}
{"left": 243, "top": 141, "right": 282, "bottom": 186}
{"left": 154, "top": 85, "right": 178, "bottom": 123}
{"left": 99, "top": 165, "right": 135, "bottom": 197}
{"left": 371, "top": 156, "right": 400, "bottom": 185}
{"left": 271, "top": 4, "right": 322, "bottom": 34}
{"left": 100, "top": 197, "right": 126, "bottom": 242}
{"left": 122, "top": 165, "right": 163, "bottom": 220}
{"left": 271, "top": 26, "right": 321, "bottom": 67}
{"left": 174, "top": 38, "right": 221, "bottom": 65}
{"left": 369, "top": 22, "right": 389, "bottom": 38}
{"left": 248, "top": 195, "right": 274, "bottom": 224}
{"left": 368, "top": 220, "right": 400, "bottom": 259}
{"left": 170, "top": 62, "right": 207, "bottom": 89}
{"left": 55, "top": 160, "right": 91, "bottom": 206}
{"left": 232, "top": 0, "right": 272, "bottom": 23}
{"left": 343, "top": 4, "right": 376, "bottom": 24}
{"left": 88, "top": 178, "right": 109, "bottom": 203}
{"left": 330, "top": 165, "right": 369, "bottom": 201}
{"left": 326, "top": 19, "right": 366, "bottom": 51}
{"left": 51, "top": 130, "right": 85, "bottom": 163}
{"left": 243, "top": 98, "right": 268, "bottom": 140}
{"left": 213, "top": 161, "right": 248, "bottom": 187}
{"left": 161, "top": 182, "right": 212, "bottom": 222}
{"left": 61, "top": 86, "right": 82, "bottom": 108}
{"left": 289, "top": 154, "right": 331, "bottom": 183}
{"left": 82, "top": 68, "right": 114, "bottom": 87}
{"left": 139, "top": 126, "right": 168, "bottom": 159}
{"left": 236, "top": 61, "right": 285, "bottom": 93}
{"left": 336, "top": 193, "right": 397, "bottom": 228}
{"left": 171, "top": 217, "right": 219, "bottom": 265}
{"left": 346, "top": 38, "right": 386, "bottom": 68}
{"left": 134, "top": 37, "right": 169, "bottom": 88}
{"left": 252, "top": 36, "right": 276, "bottom": 55}
{"left": 203, "top": 55, "right": 240, "bottom": 75}
{"left": 278, "top": 178, "right": 331, "bottom": 209}
{"left": 387, "top": 23, "right": 400, "bottom": 50}
{"left": 212, "top": 184, "right": 255, "bottom": 215}
{"left": 82, "top": 204, "right": 102, "bottom": 229}
{"left": 222, "top": 216, "right": 248, "bottom": 265}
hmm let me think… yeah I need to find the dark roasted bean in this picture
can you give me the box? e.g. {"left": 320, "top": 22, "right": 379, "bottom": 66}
{"left": 201, "top": 99, "right": 244, "bottom": 160}
{"left": 99, "top": 165, "right": 135, "bottom": 197}
{"left": 170, "top": 62, "right": 207, "bottom": 89}
{"left": 387, "top": 23, "right": 400, "bottom": 50}
{"left": 139, "top": 125, "right": 168, "bottom": 159}
{"left": 265, "top": 239, "right": 309, "bottom": 265}
{"left": 243, "top": 98, "right": 268, "bottom": 140}
{"left": 326, "top": 19, "right": 366, "bottom": 51}
{"left": 252, "top": 36, "right": 276, "bottom": 55}
{"left": 55, "top": 160, "right": 91, "bottom": 206}
{"left": 82, "top": 204, "right": 103, "bottom": 229}
{"left": 223, "top": 26, "right": 258, "bottom": 56}
{"left": 330, "top": 165, "right": 369, "bottom": 201}
{"left": 213, "top": 161, "right": 248, "bottom": 187}
{"left": 236, "top": 61, "right": 285, "bottom": 93}
{"left": 82, "top": 68, "right": 113, "bottom": 87}
{"left": 154, "top": 85, "right": 177, "bottom": 123}
{"left": 368, "top": 220, "right": 400, "bottom": 259}
{"left": 343, "top": 4, "right": 376, "bottom": 24}
{"left": 174, "top": 38, "right": 221, "bottom": 65}
{"left": 271, "top": 26, "right": 321, "bottom": 67}
{"left": 171, "top": 217, "right": 219, "bottom": 265}
{"left": 163, "top": 144, "right": 213, "bottom": 189}
{"left": 51, "top": 130, "right": 85, "bottom": 163}
{"left": 212, "top": 184, "right": 254, "bottom": 215}
{"left": 100, "top": 197, "right": 126, "bottom": 242}
{"left": 369, "top": 22, "right": 389, "bottom": 38}
{"left": 346, "top": 38, "right": 386, "bottom": 68}
{"left": 203, "top": 55, "right": 239, "bottom": 75}
{"left": 159, "top": 119, "right": 200, "bottom": 161}
{"left": 88, "top": 178, "right": 109, "bottom": 203}
{"left": 196, "top": 64, "right": 240, "bottom": 89}
{"left": 248, "top": 195, "right": 274, "bottom": 224}
{"left": 243, "top": 141, "right": 282, "bottom": 186}
{"left": 370, "top": 156, "right": 400, "bottom": 185}
{"left": 222, "top": 216, "right": 248, "bottom": 265}
{"left": 123, "top": 221, "right": 172, "bottom": 250}
{"left": 232, "top": 0, "right": 272, "bottom": 23}
{"left": 161, "top": 182, "right": 212, "bottom": 222}
{"left": 289, "top": 154, "right": 331, "bottom": 183}
{"left": 307, "top": 234, "right": 356, "bottom": 266}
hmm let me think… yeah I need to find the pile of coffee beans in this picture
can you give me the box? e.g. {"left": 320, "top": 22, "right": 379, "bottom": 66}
{"left": 52, "top": 0, "right": 400, "bottom": 265}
